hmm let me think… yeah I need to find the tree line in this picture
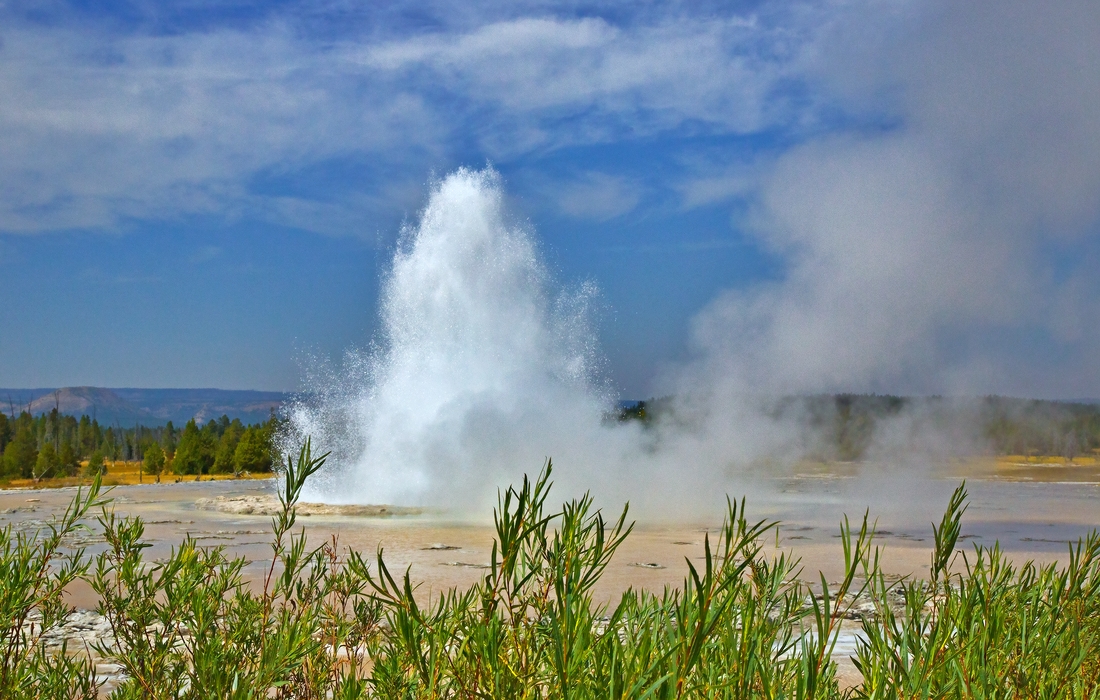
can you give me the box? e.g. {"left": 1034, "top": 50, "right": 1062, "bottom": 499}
{"left": 619, "top": 394, "right": 1100, "bottom": 462}
{"left": 0, "top": 408, "right": 280, "bottom": 482}
{"left": 798, "top": 394, "right": 1100, "bottom": 461}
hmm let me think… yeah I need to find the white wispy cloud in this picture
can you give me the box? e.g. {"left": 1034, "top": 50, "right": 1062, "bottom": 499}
{"left": 0, "top": 22, "right": 440, "bottom": 233}
{"left": 676, "top": 169, "right": 755, "bottom": 209}
{"left": 552, "top": 172, "right": 642, "bottom": 220}
{"left": 0, "top": 4, "right": 826, "bottom": 234}
{"left": 360, "top": 12, "right": 814, "bottom": 154}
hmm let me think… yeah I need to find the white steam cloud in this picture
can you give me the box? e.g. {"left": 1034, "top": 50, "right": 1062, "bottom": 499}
{"left": 287, "top": 2, "right": 1100, "bottom": 513}
{"left": 677, "top": 0, "right": 1100, "bottom": 400}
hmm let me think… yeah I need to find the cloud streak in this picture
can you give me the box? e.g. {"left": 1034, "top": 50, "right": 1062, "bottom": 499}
{"left": 361, "top": 14, "right": 798, "bottom": 139}
{"left": 0, "top": 4, "right": 821, "bottom": 234}
{"left": 0, "top": 22, "right": 439, "bottom": 233}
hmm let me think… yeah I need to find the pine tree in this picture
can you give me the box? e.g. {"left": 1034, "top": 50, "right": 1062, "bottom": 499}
{"left": 58, "top": 440, "right": 79, "bottom": 477}
{"left": 0, "top": 412, "right": 10, "bottom": 454}
{"left": 33, "top": 443, "right": 59, "bottom": 482}
{"left": 173, "top": 419, "right": 214, "bottom": 475}
{"left": 77, "top": 415, "right": 91, "bottom": 458}
{"left": 162, "top": 421, "right": 177, "bottom": 457}
{"left": 233, "top": 426, "right": 273, "bottom": 473}
{"left": 213, "top": 420, "right": 244, "bottom": 474}
{"left": 85, "top": 450, "right": 107, "bottom": 476}
{"left": 143, "top": 442, "right": 166, "bottom": 479}
{"left": 102, "top": 427, "right": 117, "bottom": 461}
{"left": 3, "top": 416, "right": 38, "bottom": 479}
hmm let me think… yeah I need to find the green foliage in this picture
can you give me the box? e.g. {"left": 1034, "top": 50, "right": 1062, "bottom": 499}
{"left": 172, "top": 419, "right": 215, "bottom": 475}
{"left": 0, "top": 478, "right": 108, "bottom": 698}
{"left": 161, "top": 420, "right": 177, "bottom": 456}
{"left": 0, "top": 412, "right": 10, "bottom": 455}
{"left": 33, "top": 443, "right": 59, "bottom": 481}
{"left": 142, "top": 442, "right": 166, "bottom": 477}
{"left": 58, "top": 440, "right": 80, "bottom": 477}
{"left": 91, "top": 439, "right": 337, "bottom": 698}
{"left": 101, "top": 427, "right": 118, "bottom": 461}
{"left": 78, "top": 415, "right": 97, "bottom": 457}
{"left": 2, "top": 417, "right": 37, "bottom": 480}
{"left": 85, "top": 450, "right": 107, "bottom": 477}
{"left": 234, "top": 424, "right": 274, "bottom": 473}
{"left": 852, "top": 483, "right": 1100, "bottom": 697}
{"left": 213, "top": 419, "right": 244, "bottom": 474}
{"left": 2, "top": 452, "right": 1100, "bottom": 697}
{"left": 0, "top": 409, "right": 276, "bottom": 483}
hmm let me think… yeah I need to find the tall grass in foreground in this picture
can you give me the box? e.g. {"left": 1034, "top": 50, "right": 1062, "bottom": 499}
{"left": 1, "top": 442, "right": 1098, "bottom": 698}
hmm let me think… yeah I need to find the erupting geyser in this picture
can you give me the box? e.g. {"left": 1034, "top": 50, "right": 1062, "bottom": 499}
{"left": 286, "top": 168, "right": 619, "bottom": 508}
{"left": 281, "top": 169, "right": 949, "bottom": 516}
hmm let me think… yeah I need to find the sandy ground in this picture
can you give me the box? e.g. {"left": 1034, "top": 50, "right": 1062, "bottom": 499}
{"left": 3, "top": 462, "right": 1098, "bottom": 606}
{"left": 3, "top": 462, "right": 1097, "bottom": 690}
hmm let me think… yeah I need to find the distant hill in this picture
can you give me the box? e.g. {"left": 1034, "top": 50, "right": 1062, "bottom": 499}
{"left": 0, "top": 387, "right": 288, "bottom": 427}
{"left": 112, "top": 388, "right": 286, "bottom": 425}
{"left": 25, "top": 387, "right": 149, "bottom": 426}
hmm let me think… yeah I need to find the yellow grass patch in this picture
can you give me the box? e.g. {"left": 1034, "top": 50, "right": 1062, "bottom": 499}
{"left": 997, "top": 454, "right": 1100, "bottom": 466}
{"left": 2, "top": 460, "right": 274, "bottom": 489}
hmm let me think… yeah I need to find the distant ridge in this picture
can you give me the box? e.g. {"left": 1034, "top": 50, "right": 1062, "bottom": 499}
{"left": 26, "top": 387, "right": 147, "bottom": 426}
{"left": 0, "top": 387, "right": 288, "bottom": 427}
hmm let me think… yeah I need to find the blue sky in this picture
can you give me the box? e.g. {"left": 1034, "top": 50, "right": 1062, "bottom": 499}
{"left": 2, "top": 0, "right": 1099, "bottom": 399}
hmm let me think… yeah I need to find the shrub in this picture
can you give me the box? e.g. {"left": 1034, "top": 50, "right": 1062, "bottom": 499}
{"left": 2, "top": 425, "right": 37, "bottom": 479}
{"left": 58, "top": 441, "right": 80, "bottom": 477}
{"left": 33, "top": 443, "right": 59, "bottom": 482}
{"left": 84, "top": 450, "right": 107, "bottom": 477}
{"left": 0, "top": 479, "right": 107, "bottom": 697}
{"left": 2, "top": 447, "right": 1099, "bottom": 697}
{"left": 142, "top": 442, "right": 165, "bottom": 478}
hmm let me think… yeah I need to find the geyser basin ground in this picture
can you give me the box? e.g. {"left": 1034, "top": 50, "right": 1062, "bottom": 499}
{"left": 4, "top": 463, "right": 1098, "bottom": 609}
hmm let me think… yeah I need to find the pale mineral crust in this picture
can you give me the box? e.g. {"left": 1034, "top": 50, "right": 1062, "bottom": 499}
{"left": 194, "top": 494, "right": 421, "bottom": 517}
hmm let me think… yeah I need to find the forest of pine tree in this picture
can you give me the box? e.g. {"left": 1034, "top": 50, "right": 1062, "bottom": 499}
{"left": 0, "top": 408, "right": 280, "bottom": 482}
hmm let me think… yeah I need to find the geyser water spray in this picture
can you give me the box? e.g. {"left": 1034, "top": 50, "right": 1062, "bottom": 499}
{"left": 286, "top": 168, "right": 618, "bottom": 508}
{"left": 284, "top": 168, "right": 818, "bottom": 515}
